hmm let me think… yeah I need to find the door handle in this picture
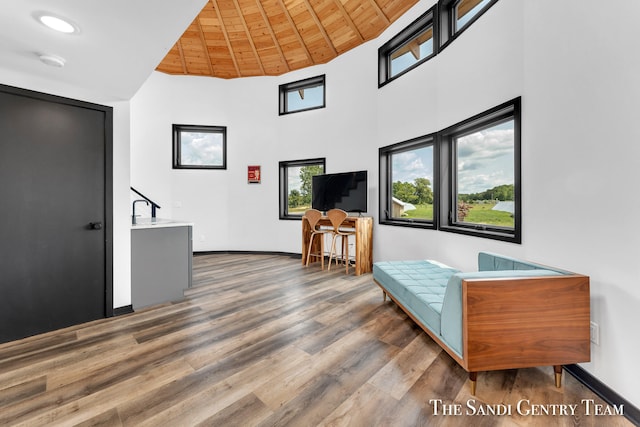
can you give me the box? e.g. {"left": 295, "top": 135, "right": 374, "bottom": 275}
{"left": 89, "top": 222, "right": 103, "bottom": 230}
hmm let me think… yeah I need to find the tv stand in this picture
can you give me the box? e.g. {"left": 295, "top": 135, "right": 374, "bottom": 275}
{"left": 301, "top": 215, "right": 373, "bottom": 275}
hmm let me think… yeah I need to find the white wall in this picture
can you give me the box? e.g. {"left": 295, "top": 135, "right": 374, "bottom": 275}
{"left": 130, "top": 0, "right": 640, "bottom": 407}
{"left": 521, "top": 0, "right": 640, "bottom": 406}
{"left": 130, "top": 51, "right": 380, "bottom": 253}
{"left": 111, "top": 101, "right": 131, "bottom": 308}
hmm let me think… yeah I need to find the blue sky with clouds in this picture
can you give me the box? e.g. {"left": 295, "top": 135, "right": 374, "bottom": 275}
{"left": 181, "top": 132, "right": 224, "bottom": 166}
{"left": 390, "top": 121, "right": 514, "bottom": 195}
{"left": 288, "top": 166, "right": 304, "bottom": 192}
{"left": 457, "top": 121, "right": 514, "bottom": 194}
{"left": 392, "top": 146, "right": 434, "bottom": 184}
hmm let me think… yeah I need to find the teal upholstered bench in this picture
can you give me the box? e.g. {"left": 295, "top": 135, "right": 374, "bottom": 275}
{"left": 373, "top": 252, "right": 591, "bottom": 394}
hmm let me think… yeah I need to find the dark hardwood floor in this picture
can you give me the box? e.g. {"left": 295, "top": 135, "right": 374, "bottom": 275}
{"left": 0, "top": 253, "right": 632, "bottom": 426}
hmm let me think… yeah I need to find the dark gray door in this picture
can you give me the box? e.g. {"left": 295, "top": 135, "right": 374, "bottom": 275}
{"left": 0, "top": 86, "right": 110, "bottom": 343}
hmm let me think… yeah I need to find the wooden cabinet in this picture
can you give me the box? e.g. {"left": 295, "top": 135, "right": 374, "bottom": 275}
{"left": 301, "top": 216, "right": 373, "bottom": 275}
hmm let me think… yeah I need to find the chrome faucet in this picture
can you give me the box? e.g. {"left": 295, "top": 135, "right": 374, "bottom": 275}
{"left": 132, "top": 199, "right": 149, "bottom": 224}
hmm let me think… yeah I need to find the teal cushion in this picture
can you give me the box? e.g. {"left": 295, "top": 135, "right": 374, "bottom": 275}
{"left": 373, "top": 260, "right": 459, "bottom": 336}
{"left": 478, "top": 252, "right": 573, "bottom": 274}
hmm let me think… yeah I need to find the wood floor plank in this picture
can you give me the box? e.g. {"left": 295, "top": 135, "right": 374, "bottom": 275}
{"left": 72, "top": 408, "right": 123, "bottom": 427}
{"left": 183, "top": 308, "right": 314, "bottom": 371}
{"left": 132, "top": 345, "right": 309, "bottom": 427}
{"left": 368, "top": 333, "right": 442, "bottom": 400}
{"left": 16, "top": 359, "right": 194, "bottom": 426}
{"left": 194, "top": 392, "right": 272, "bottom": 427}
{"left": 0, "top": 253, "right": 633, "bottom": 427}
{"left": 43, "top": 334, "right": 139, "bottom": 390}
{"left": 0, "top": 333, "right": 136, "bottom": 392}
{"left": 0, "top": 331, "right": 78, "bottom": 362}
{"left": 256, "top": 335, "right": 398, "bottom": 426}
{"left": 116, "top": 319, "right": 324, "bottom": 425}
{"left": 318, "top": 382, "right": 401, "bottom": 427}
{"left": 0, "top": 375, "right": 46, "bottom": 407}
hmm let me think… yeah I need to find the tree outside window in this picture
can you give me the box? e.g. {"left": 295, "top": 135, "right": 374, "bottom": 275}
{"left": 279, "top": 158, "right": 325, "bottom": 220}
{"left": 390, "top": 147, "right": 434, "bottom": 220}
{"left": 379, "top": 135, "right": 436, "bottom": 228}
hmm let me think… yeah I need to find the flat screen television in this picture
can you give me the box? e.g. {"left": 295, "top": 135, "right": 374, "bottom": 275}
{"left": 312, "top": 170, "right": 368, "bottom": 213}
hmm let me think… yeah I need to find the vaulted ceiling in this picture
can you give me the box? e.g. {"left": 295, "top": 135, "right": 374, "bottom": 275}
{"left": 156, "top": 0, "right": 420, "bottom": 79}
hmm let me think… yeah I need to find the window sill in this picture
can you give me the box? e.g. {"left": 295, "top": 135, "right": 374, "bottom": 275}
{"left": 439, "top": 225, "right": 520, "bottom": 244}
{"left": 379, "top": 219, "right": 436, "bottom": 230}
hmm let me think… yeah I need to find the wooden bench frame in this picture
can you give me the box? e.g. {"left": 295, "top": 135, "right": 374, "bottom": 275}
{"left": 375, "top": 273, "right": 590, "bottom": 394}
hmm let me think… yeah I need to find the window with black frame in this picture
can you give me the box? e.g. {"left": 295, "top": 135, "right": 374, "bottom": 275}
{"left": 378, "top": 6, "right": 437, "bottom": 87}
{"left": 438, "top": 97, "right": 521, "bottom": 243}
{"left": 172, "top": 124, "right": 227, "bottom": 170}
{"left": 379, "top": 134, "right": 437, "bottom": 228}
{"left": 438, "top": 0, "right": 499, "bottom": 49}
{"left": 279, "top": 158, "right": 326, "bottom": 220}
{"left": 279, "top": 75, "right": 325, "bottom": 115}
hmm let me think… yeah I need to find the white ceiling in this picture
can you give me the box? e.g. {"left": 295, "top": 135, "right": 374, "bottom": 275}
{"left": 0, "top": 0, "right": 207, "bottom": 102}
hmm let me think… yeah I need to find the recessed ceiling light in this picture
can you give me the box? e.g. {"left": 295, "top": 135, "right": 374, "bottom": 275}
{"left": 33, "top": 12, "right": 80, "bottom": 34}
{"left": 38, "top": 54, "right": 66, "bottom": 68}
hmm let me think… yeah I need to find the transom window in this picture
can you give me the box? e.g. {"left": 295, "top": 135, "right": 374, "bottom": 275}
{"left": 378, "top": 7, "right": 437, "bottom": 87}
{"left": 389, "top": 25, "right": 434, "bottom": 79}
{"left": 379, "top": 0, "right": 501, "bottom": 86}
{"left": 279, "top": 75, "right": 326, "bottom": 115}
{"left": 454, "top": 0, "right": 494, "bottom": 31}
{"left": 279, "top": 158, "right": 326, "bottom": 219}
{"left": 172, "top": 124, "right": 227, "bottom": 170}
{"left": 439, "top": 0, "right": 499, "bottom": 49}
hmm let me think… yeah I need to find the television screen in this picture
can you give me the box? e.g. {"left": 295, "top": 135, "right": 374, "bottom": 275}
{"left": 312, "top": 170, "right": 368, "bottom": 213}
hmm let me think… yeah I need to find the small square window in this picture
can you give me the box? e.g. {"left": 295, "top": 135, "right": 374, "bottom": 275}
{"left": 279, "top": 75, "right": 325, "bottom": 115}
{"left": 279, "top": 158, "right": 325, "bottom": 219}
{"left": 172, "top": 124, "right": 227, "bottom": 170}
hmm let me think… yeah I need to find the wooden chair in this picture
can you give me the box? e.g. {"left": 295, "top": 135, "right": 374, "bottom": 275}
{"left": 327, "top": 208, "right": 356, "bottom": 274}
{"left": 303, "top": 209, "right": 330, "bottom": 269}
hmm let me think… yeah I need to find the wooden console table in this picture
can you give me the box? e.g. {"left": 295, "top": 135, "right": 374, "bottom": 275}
{"left": 301, "top": 216, "right": 373, "bottom": 275}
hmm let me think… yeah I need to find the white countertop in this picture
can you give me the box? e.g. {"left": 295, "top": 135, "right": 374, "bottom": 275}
{"left": 131, "top": 218, "right": 194, "bottom": 229}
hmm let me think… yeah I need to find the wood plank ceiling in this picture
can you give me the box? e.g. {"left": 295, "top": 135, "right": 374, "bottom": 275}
{"left": 156, "top": 0, "right": 420, "bottom": 79}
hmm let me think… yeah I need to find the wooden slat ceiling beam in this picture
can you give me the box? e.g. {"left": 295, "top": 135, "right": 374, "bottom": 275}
{"left": 366, "top": 0, "right": 391, "bottom": 26}
{"left": 254, "top": 0, "right": 290, "bottom": 73}
{"left": 196, "top": 19, "right": 214, "bottom": 75}
{"left": 277, "top": 0, "right": 314, "bottom": 69}
{"left": 303, "top": 0, "right": 338, "bottom": 58}
{"left": 177, "top": 41, "right": 188, "bottom": 74}
{"left": 232, "top": 0, "right": 266, "bottom": 75}
{"left": 331, "top": 0, "right": 364, "bottom": 43}
{"left": 212, "top": 0, "right": 241, "bottom": 77}
{"left": 156, "top": 0, "right": 420, "bottom": 79}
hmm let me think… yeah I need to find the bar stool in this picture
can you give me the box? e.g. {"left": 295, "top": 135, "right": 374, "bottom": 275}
{"left": 303, "top": 209, "right": 330, "bottom": 269}
{"left": 327, "top": 208, "right": 356, "bottom": 274}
